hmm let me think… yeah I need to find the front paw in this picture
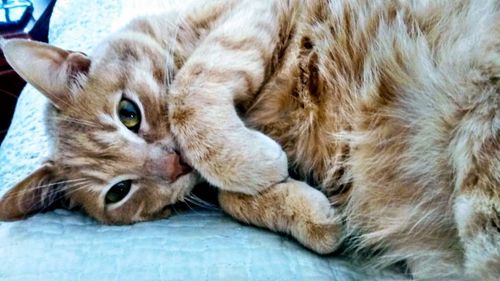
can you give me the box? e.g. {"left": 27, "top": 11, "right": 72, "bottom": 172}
{"left": 200, "top": 129, "right": 289, "bottom": 194}
{"left": 217, "top": 129, "right": 288, "bottom": 194}
{"left": 169, "top": 92, "right": 288, "bottom": 194}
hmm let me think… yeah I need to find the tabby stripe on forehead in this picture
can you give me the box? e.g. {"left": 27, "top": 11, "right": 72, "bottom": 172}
{"left": 113, "top": 34, "right": 167, "bottom": 83}
{"left": 118, "top": 57, "right": 166, "bottom": 86}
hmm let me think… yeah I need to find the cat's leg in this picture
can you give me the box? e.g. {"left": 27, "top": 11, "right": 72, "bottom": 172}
{"left": 218, "top": 179, "right": 343, "bottom": 254}
{"left": 168, "top": 0, "right": 295, "bottom": 194}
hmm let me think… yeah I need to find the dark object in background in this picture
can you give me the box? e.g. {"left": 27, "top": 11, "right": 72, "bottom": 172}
{"left": 0, "top": 0, "right": 56, "bottom": 144}
{"left": 0, "top": 0, "right": 34, "bottom": 29}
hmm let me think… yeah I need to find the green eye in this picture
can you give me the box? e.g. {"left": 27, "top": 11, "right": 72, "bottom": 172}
{"left": 105, "top": 180, "right": 132, "bottom": 204}
{"left": 118, "top": 99, "right": 141, "bottom": 132}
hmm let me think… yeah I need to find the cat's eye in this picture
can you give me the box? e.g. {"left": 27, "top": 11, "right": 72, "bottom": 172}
{"left": 105, "top": 180, "right": 132, "bottom": 204}
{"left": 118, "top": 99, "right": 141, "bottom": 133}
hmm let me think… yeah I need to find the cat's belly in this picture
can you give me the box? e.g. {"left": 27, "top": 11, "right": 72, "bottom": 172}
{"left": 242, "top": 1, "right": 463, "bottom": 273}
{"left": 244, "top": 0, "right": 498, "bottom": 278}
{"left": 245, "top": 50, "right": 464, "bottom": 277}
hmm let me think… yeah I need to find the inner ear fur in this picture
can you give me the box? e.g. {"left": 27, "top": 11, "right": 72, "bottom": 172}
{"left": 1, "top": 39, "right": 91, "bottom": 109}
{"left": 0, "top": 161, "right": 69, "bottom": 221}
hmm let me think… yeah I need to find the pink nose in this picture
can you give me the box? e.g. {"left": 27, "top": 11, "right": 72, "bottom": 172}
{"left": 164, "top": 152, "right": 192, "bottom": 181}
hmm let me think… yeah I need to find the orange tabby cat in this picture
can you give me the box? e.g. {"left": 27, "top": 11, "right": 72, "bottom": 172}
{"left": 0, "top": 0, "right": 498, "bottom": 280}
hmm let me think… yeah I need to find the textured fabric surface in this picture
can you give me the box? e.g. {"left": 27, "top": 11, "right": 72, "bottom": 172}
{"left": 0, "top": 1, "right": 405, "bottom": 280}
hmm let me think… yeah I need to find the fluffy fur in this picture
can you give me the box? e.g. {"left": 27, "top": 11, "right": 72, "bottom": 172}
{"left": 0, "top": 0, "right": 498, "bottom": 280}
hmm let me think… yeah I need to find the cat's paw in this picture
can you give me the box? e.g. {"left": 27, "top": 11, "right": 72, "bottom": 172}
{"left": 287, "top": 181, "right": 343, "bottom": 254}
{"left": 168, "top": 84, "right": 289, "bottom": 195}
{"left": 218, "top": 180, "right": 343, "bottom": 255}
{"left": 170, "top": 103, "right": 288, "bottom": 194}
{"left": 217, "top": 129, "right": 288, "bottom": 194}
{"left": 292, "top": 207, "right": 343, "bottom": 254}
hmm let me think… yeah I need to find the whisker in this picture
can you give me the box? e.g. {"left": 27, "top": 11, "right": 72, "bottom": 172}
{"left": 165, "top": 12, "right": 185, "bottom": 88}
{"left": 187, "top": 194, "right": 219, "bottom": 210}
{"left": 4, "top": 178, "right": 89, "bottom": 201}
{"left": 44, "top": 181, "right": 95, "bottom": 208}
{"left": 183, "top": 198, "right": 202, "bottom": 215}
{"left": 17, "top": 180, "right": 91, "bottom": 213}
{"left": 185, "top": 195, "right": 219, "bottom": 211}
{"left": 48, "top": 116, "right": 101, "bottom": 128}
{"left": 59, "top": 184, "right": 91, "bottom": 199}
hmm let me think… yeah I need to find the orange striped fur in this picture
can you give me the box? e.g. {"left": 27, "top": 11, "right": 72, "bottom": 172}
{"left": 1, "top": 0, "right": 498, "bottom": 279}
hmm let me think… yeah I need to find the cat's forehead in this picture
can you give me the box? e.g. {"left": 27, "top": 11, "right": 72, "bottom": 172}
{"left": 91, "top": 32, "right": 170, "bottom": 85}
{"left": 63, "top": 34, "right": 171, "bottom": 119}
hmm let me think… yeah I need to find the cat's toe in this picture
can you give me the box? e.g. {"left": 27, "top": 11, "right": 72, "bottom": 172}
{"left": 293, "top": 211, "right": 343, "bottom": 254}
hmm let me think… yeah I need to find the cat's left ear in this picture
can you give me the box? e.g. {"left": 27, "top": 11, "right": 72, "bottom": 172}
{"left": 1, "top": 39, "right": 91, "bottom": 109}
{"left": 0, "top": 161, "right": 70, "bottom": 221}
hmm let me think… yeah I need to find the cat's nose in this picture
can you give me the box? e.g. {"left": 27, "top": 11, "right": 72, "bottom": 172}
{"left": 164, "top": 152, "right": 192, "bottom": 182}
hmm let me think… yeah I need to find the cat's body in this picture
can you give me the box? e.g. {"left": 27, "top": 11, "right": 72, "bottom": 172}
{"left": 0, "top": 0, "right": 498, "bottom": 280}
{"left": 242, "top": 0, "right": 500, "bottom": 278}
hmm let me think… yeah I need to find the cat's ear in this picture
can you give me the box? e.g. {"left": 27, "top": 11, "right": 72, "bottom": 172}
{"left": 1, "top": 39, "right": 91, "bottom": 109}
{"left": 0, "top": 161, "right": 68, "bottom": 221}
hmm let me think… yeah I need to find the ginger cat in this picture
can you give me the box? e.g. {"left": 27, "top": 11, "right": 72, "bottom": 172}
{"left": 0, "top": 0, "right": 498, "bottom": 279}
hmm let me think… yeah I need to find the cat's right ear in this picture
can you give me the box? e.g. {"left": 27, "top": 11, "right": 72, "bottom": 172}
{"left": 1, "top": 39, "right": 91, "bottom": 109}
{"left": 0, "top": 161, "right": 67, "bottom": 221}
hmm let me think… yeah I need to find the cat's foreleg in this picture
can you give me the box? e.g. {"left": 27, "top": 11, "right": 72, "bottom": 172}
{"left": 168, "top": 0, "right": 294, "bottom": 194}
{"left": 218, "top": 179, "right": 343, "bottom": 254}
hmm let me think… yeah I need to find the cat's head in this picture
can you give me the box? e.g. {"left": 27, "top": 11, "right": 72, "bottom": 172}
{"left": 0, "top": 36, "right": 201, "bottom": 224}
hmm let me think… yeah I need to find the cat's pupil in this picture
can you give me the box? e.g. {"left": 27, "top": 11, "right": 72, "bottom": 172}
{"left": 105, "top": 180, "right": 132, "bottom": 204}
{"left": 122, "top": 108, "right": 135, "bottom": 119}
{"left": 118, "top": 99, "right": 141, "bottom": 133}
